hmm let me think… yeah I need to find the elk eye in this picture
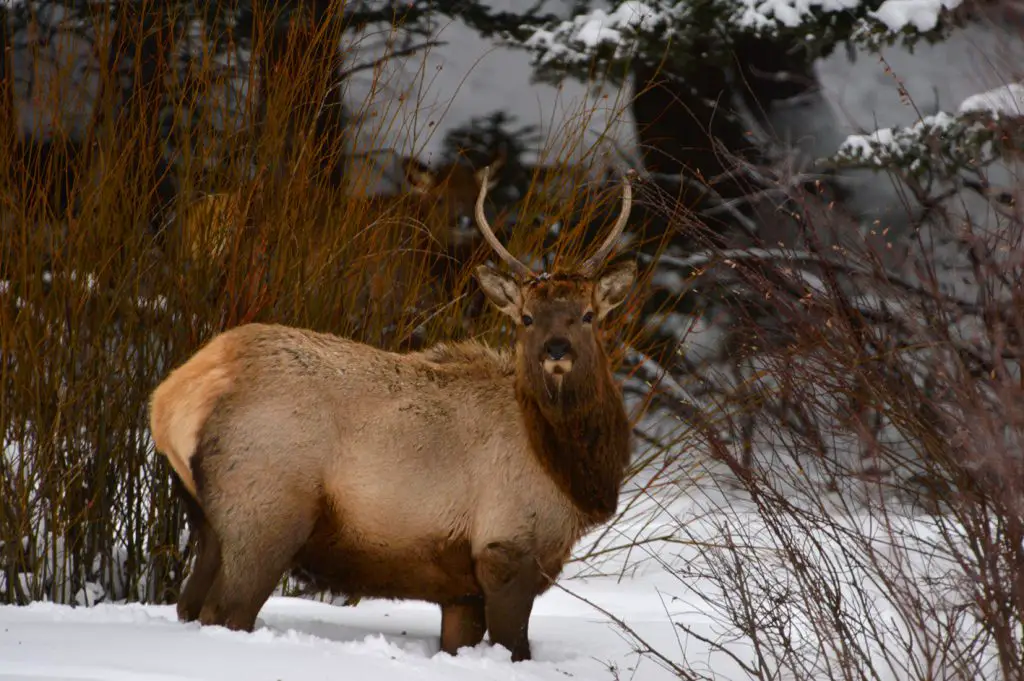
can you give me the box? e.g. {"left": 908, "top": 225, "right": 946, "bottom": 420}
{"left": 582, "top": 311, "right": 594, "bottom": 324}
{"left": 522, "top": 314, "right": 534, "bottom": 327}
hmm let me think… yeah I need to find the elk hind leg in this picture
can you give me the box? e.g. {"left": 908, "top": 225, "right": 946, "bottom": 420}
{"left": 177, "top": 511, "right": 222, "bottom": 622}
{"left": 196, "top": 489, "right": 316, "bottom": 632}
{"left": 475, "top": 541, "right": 539, "bottom": 662}
{"left": 173, "top": 476, "right": 221, "bottom": 623}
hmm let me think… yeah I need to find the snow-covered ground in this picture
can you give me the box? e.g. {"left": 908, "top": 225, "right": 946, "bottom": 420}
{"left": 0, "top": 583, "right": 683, "bottom": 681}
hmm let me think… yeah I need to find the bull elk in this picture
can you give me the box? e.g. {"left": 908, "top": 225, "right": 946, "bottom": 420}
{"left": 148, "top": 166, "right": 637, "bottom": 661}
{"left": 169, "top": 150, "right": 506, "bottom": 268}
{"left": 168, "top": 151, "right": 507, "bottom": 340}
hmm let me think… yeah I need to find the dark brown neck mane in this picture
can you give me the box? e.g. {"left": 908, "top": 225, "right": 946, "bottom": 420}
{"left": 515, "top": 350, "right": 631, "bottom": 523}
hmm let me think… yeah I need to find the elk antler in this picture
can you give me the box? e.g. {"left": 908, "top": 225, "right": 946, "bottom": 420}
{"left": 475, "top": 165, "right": 535, "bottom": 280}
{"left": 579, "top": 169, "right": 635, "bottom": 277}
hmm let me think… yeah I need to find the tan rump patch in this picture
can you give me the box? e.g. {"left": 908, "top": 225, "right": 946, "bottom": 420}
{"left": 149, "top": 333, "right": 238, "bottom": 498}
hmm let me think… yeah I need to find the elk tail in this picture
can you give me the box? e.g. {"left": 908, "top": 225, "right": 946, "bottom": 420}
{"left": 149, "top": 334, "right": 237, "bottom": 499}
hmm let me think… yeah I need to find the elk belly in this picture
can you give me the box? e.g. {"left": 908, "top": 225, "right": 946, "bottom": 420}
{"left": 288, "top": 497, "right": 481, "bottom": 605}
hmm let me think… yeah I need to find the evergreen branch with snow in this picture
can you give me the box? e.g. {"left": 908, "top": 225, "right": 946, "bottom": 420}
{"left": 511, "top": 0, "right": 970, "bottom": 84}
{"left": 828, "top": 83, "right": 1024, "bottom": 177}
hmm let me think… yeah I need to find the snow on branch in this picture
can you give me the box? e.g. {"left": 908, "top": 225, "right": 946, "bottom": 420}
{"left": 830, "top": 82, "right": 1024, "bottom": 175}
{"left": 517, "top": 0, "right": 966, "bottom": 78}
{"left": 521, "top": 2, "right": 674, "bottom": 75}
{"left": 863, "top": 0, "right": 961, "bottom": 32}
{"left": 959, "top": 82, "right": 1024, "bottom": 119}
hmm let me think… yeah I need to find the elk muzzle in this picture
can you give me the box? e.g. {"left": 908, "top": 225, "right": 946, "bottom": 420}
{"left": 542, "top": 337, "right": 573, "bottom": 376}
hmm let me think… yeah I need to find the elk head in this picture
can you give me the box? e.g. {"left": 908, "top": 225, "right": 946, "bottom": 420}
{"left": 402, "top": 148, "right": 507, "bottom": 250}
{"left": 473, "top": 165, "right": 636, "bottom": 406}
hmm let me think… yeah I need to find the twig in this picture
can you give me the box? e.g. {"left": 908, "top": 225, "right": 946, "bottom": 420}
{"left": 675, "top": 175, "right": 760, "bottom": 240}
{"left": 702, "top": 173, "right": 821, "bottom": 218}
{"left": 637, "top": 248, "right": 987, "bottom": 313}
{"left": 623, "top": 344, "right": 698, "bottom": 406}
{"left": 544, "top": 579, "right": 701, "bottom": 680}
{"left": 337, "top": 40, "right": 445, "bottom": 80}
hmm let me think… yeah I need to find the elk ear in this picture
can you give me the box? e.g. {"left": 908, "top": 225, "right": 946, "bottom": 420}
{"left": 593, "top": 259, "right": 637, "bottom": 321}
{"left": 405, "top": 160, "right": 435, "bottom": 194}
{"left": 475, "top": 265, "right": 522, "bottom": 319}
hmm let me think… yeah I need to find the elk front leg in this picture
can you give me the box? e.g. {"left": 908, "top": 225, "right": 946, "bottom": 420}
{"left": 439, "top": 595, "right": 486, "bottom": 655}
{"left": 474, "top": 542, "right": 539, "bottom": 662}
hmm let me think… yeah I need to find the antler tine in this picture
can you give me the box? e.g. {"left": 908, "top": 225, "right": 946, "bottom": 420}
{"left": 475, "top": 165, "right": 535, "bottom": 280}
{"left": 580, "top": 169, "right": 635, "bottom": 276}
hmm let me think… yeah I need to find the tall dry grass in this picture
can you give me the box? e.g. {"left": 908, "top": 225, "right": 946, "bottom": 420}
{"left": 0, "top": 0, "right": 656, "bottom": 606}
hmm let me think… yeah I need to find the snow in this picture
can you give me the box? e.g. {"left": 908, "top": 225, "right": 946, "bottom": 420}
{"left": 568, "top": 2, "right": 664, "bottom": 46}
{"left": 737, "top": 0, "right": 963, "bottom": 34}
{"left": 523, "top": 0, "right": 963, "bottom": 57}
{"left": 736, "top": 0, "right": 863, "bottom": 30}
{"left": 867, "top": 0, "right": 962, "bottom": 32}
{"left": 0, "top": 593, "right": 681, "bottom": 681}
{"left": 523, "top": 1, "right": 669, "bottom": 65}
{"left": 835, "top": 111, "right": 958, "bottom": 165}
{"left": 959, "top": 82, "right": 1024, "bottom": 118}
{"left": 832, "top": 78, "right": 1024, "bottom": 171}
{"left": 834, "top": 77, "right": 1023, "bottom": 167}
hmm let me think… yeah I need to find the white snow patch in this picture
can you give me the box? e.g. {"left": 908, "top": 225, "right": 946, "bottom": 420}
{"left": 868, "top": 0, "right": 962, "bottom": 32}
{"left": 523, "top": 1, "right": 678, "bottom": 72}
{"left": 736, "top": 0, "right": 862, "bottom": 30}
{"left": 836, "top": 111, "right": 957, "bottom": 162}
{"left": 959, "top": 82, "right": 1024, "bottom": 118}
{"left": 532, "top": 1, "right": 665, "bottom": 50}
{"left": 0, "top": 588, "right": 686, "bottom": 681}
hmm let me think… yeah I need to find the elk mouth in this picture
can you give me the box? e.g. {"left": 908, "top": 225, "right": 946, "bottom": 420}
{"left": 542, "top": 358, "right": 574, "bottom": 376}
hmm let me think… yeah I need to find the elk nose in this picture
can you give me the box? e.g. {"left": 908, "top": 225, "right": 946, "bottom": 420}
{"left": 544, "top": 337, "right": 572, "bottom": 361}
